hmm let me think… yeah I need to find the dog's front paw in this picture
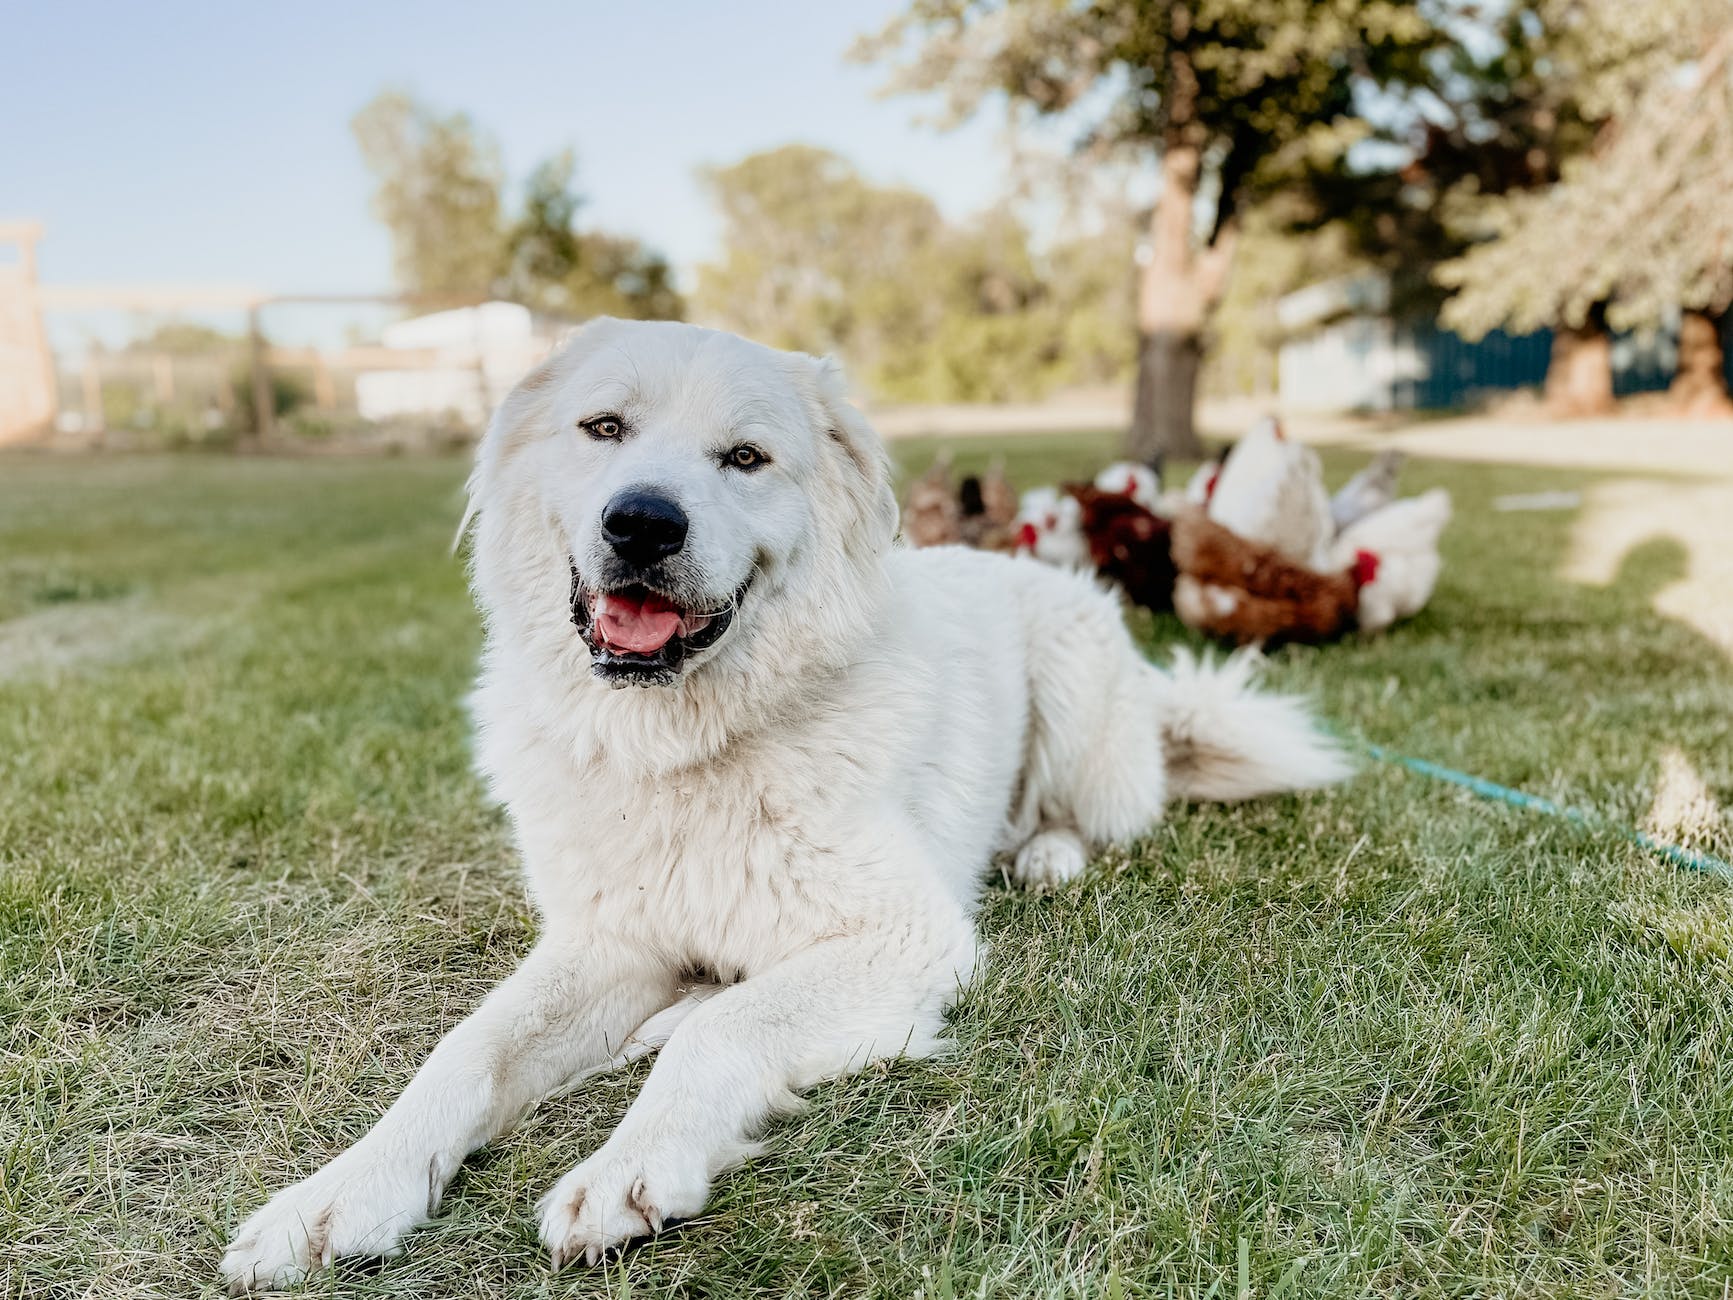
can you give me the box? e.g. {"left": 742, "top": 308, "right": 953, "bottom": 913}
{"left": 538, "top": 1141, "right": 709, "bottom": 1267}
{"left": 1009, "top": 828, "right": 1088, "bottom": 890}
{"left": 221, "top": 1149, "right": 436, "bottom": 1294}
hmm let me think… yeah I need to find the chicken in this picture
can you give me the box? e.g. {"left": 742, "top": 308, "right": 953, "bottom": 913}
{"left": 1092, "top": 460, "right": 1163, "bottom": 513}
{"left": 902, "top": 454, "right": 961, "bottom": 548}
{"left": 980, "top": 457, "right": 1018, "bottom": 529}
{"left": 1206, "top": 416, "right": 1333, "bottom": 568}
{"left": 1330, "top": 449, "right": 1407, "bottom": 533}
{"left": 1170, "top": 508, "right": 1359, "bottom": 646}
{"left": 1151, "top": 458, "right": 1219, "bottom": 517}
{"left": 958, "top": 458, "right": 1020, "bottom": 550}
{"left": 1071, "top": 484, "right": 1175, "bottom": 612}
{"left": 1011, "top": 485, "right": 1090, "bottom": 570}
{"left": 1183, "top": 460, "right": 1221, "bottom": 505}
{"left": 1328, "top": 487, "right": 1452, "bottom": 632}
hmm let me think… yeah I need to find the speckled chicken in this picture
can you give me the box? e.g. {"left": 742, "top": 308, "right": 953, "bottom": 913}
{"left": 902, "top": 455, "right": 962, "bottom": 548}
{"left": 958, "top": 458, "right": 1019, "bottom": 549}
{"left": 1330, "top": 449, "right": 1407, "bottom": 533}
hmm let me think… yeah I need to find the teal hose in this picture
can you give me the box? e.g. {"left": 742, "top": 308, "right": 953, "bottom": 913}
{"left": 1358, "top": 741, "right": 1733, "bottom": 880}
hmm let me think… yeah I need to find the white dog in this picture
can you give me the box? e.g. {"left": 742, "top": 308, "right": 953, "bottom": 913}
{"left": 221, "top": 320, "right": 1347, "bottom": 1291}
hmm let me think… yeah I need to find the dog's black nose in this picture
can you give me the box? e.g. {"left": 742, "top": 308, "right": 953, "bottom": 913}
{"left": 601, "top": 488, "right": 689, "bottom": 565}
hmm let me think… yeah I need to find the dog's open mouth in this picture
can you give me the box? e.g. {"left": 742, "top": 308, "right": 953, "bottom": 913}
{"left": 569, "top": 565, "right": 749, "bottom": 687}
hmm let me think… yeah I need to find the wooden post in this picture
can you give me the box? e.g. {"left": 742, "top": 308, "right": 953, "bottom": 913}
{"left": 215, "top": 356, "right": 236, "bottom": 425}
{"left": 81, "top": 351, "right": 104, "bottom": 447}
{"left": 312, "top": 351, "right": 336, "bottom": 412}
{"left": 247, "top": 303, "right": 273, "bottom": 448}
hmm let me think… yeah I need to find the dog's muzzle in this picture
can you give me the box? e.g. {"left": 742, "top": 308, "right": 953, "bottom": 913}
{"left": 569, "top": 561, "right": 750, "bottom": 687}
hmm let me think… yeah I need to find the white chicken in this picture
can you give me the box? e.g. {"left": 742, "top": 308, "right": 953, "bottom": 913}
{"left": 1183, "top": 460, "right": 1221, "bottom": 505}
{"left": 1011, "top": 486, "right": 1090, "bottom": 570}
{"left": 1092, "top": 461, "right": 1163, "bottom": 513}
{"left": 1206, "top": 416, "right": 1334, "bottom": 568}
{"left": 1330, "top": 487, "right": 1453, "bottom": 632}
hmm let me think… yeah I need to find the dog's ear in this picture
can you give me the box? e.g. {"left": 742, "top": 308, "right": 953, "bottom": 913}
{"left": 455, "top": 319, "right": 623, "bottom": 552}
{"left": 798, "top": 355, "right": 900, "bottom": 554}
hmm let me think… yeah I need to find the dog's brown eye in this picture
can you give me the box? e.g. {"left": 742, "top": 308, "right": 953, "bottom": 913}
{"left": 583, "top": 416, "right": 624, "bottom": 440}
{"left": 724, "top": 444, "right": 767, "bottom": 471}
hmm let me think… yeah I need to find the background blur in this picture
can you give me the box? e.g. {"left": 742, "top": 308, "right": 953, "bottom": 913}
{"left": 9, "top": 0, "right": 1733, "bottom": 459}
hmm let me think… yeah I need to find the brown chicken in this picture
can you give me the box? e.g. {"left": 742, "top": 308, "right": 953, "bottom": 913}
{"left": 902, "top": 454, "right": 962, "bottom": 547}
{"left": 1169, "top": 508, "right": 1363, "bottom": 646}
{"left": 1070, "top": 484, "right": 1176, "bottom": 613}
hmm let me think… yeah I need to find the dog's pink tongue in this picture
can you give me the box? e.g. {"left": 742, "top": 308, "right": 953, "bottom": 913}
{"left": 594, "top": 591, "right": 682, "bottom": 654}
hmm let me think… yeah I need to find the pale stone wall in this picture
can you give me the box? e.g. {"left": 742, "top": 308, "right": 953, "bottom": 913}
{"left": 0, "top": 225, "right": 56, "bottom": 445}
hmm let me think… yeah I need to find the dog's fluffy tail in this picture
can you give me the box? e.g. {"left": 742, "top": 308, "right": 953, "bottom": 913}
{"left": 1156, "top": 647, "right": 1352, "bottom": 801}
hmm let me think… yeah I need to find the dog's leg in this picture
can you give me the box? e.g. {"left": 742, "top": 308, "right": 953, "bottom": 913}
{"left": 221, "top": 937, "right": 670, "bottom": 1294}
{"left": 537, "top": 912, "right": 978, "bottom": 1265}
{"left": 1007, "top": 826, "right": 1090, "bottom": 890}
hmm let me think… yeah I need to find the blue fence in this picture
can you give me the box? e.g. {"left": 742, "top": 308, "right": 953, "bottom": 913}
{"left": 1384, "top": 315, "right": 1732, "bottom": 410}
{"left": 1390, "top": 325, "right": 1551, "bottom": 409}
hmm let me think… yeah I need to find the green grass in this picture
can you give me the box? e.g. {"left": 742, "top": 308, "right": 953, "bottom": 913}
{"left": 2, "top": 442, "right": 1731, "bottom": 1299}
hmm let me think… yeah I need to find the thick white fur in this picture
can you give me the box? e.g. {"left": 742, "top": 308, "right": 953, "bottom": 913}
{"left": 221, "top": 320, "right": 1347, "bottom": 1291}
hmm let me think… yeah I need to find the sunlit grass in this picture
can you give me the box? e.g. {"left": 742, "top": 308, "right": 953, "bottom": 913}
{"left": 2, "top": 443, "right": 1730, "bottom": 1298}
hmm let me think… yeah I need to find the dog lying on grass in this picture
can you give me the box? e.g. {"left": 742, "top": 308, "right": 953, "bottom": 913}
{"left": 221, "top": 320, "right": 1347, "bottom": 1291}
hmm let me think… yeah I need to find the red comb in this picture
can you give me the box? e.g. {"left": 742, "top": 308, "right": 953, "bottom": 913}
{"left": 1353, "top": 549, "right": 1380, "bottom": 587}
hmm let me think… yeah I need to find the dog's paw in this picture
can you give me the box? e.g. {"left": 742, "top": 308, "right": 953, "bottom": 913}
{"left": 1008, "top": 828, "right": 1088, "bottom": 891}
{"left": 220, "top": 1149, "right": 435, "bottom": 1294}
{"left": 537, "top": 1141, "right": 709, "bottom": 1267}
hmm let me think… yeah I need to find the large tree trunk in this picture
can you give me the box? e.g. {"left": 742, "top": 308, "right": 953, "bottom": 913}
{"left": 1126, "top": 142, "right": 1237, "bottom": 466}
{"left": 1131, "top": 329, "right": 1203, "bottom": 462}
{"left": 1543, "top": 301, "right": 1615, "bottom": 417}
{"left": 1667, "top": 308, "right": 1733, "bottom": 417}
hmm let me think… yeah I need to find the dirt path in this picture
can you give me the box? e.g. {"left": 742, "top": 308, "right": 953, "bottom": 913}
{"left": 1305, "top": 414, "right": 1733, "bottom": 658}
{"left": 1559, "top": 476, "right": 1733, "bottom": 656}
{"left": 1307, "top": 414, "right": 1733, "bottom": 480}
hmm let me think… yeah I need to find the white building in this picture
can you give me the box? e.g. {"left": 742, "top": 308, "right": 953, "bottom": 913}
{"left": 1275, "top": 274, "right": 1423, "bottom": 412}
{"left": 355, "top": 301, "right": 558, "bottom": 427}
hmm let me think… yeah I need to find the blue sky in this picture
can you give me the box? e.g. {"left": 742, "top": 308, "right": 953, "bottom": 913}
{"left": 5, "top": 0, "right": 1013, "bottom": 297}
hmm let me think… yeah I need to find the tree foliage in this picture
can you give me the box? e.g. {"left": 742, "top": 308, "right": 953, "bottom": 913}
{"left": 352, "top": 92, "right": 683, "bottom": 320}
{"left": 1298, "top": 3, "right": 1603, "bottom": 316}
{"left": 352, "top": 91, "right": 506, "bottom": 298}
{"left": 858, "top": 0, "right": 1435, "bottom": 207}
{"left": 695, "top": 145, "right": 1133, "bottom": 401}
{"left": 501, "top": 151, "right": 684, "bottom": 320}
{"left": 1440, "top": 1, "right": 1733, "bottom": 337}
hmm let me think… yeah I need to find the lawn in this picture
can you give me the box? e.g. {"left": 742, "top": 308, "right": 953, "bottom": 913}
{"left": 3, "top": 441, "right": 1732, "bottom": 1299}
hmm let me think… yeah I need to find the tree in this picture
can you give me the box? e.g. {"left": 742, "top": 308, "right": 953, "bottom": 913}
{"left": 696, "top": 145, "right": 1135, "bottom": 402}
{"left": 502, "top": 151, "right": 685, "bottom": 320}
{"left": 1437, "top": 0, "right": 1733, "bottom": 415}
{"left": 858, "top": 0, "right": 1441, "bottom": 459}
{"left": 502, "top": 152, "right": 584, "bottom": 303}
{"left": 696, "top": 145, "right": 949, "bottom": 379}
{"left": 352, "top": 91, "right": 505, "bottom": 297}
{"left": 353, "top": 94, "right": 683, "bottom": 320}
